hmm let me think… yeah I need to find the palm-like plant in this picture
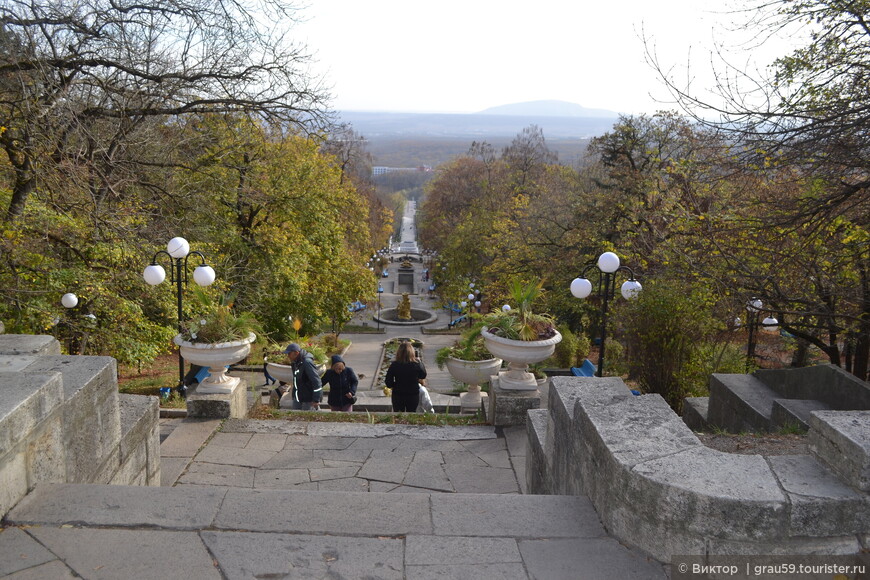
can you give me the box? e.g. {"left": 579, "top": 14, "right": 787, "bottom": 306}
{"left": 179, "top": 288, "right": 262, "bottom": 343}
{"left": 476, "top": 280, "right": 557, "bottom": 341}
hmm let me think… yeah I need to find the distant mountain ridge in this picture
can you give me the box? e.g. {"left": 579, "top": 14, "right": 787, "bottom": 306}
{"left": 478, "top": 100, "right": 618, "bottom": 118}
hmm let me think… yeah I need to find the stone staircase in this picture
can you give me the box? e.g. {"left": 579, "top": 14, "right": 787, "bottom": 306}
{"left": 0, "top": 335, "right": 160, "bottom": 518}
{"left": 684, "top": 364, "right": 870, "bottom": 432}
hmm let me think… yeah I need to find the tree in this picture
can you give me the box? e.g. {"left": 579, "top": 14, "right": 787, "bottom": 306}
{"left": 649, "top": 0, "right": 870, "bottom": 378}
{"left": 0, "top": 0, "right": 330, "bottom": 220}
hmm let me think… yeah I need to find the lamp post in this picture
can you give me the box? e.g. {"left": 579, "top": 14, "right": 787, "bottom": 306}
{"left": 745, "top": 298, "right": 779, "bottom": 371}
{"left": 143, "top": 237, "right": 216, "bottom": 395}
{"left": 570, "top": 251, "right": 642, "bottom": 377}
{"left": 377, "top": 285, "right": 384, "bottom": 330}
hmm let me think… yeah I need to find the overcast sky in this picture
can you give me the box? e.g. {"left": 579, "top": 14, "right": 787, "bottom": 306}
{"left": 292, "top": 0, "right": 801, "bottom": 115}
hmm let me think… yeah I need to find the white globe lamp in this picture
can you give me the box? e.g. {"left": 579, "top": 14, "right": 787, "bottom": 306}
{"left": 761, "top": 316, "right": 779, "bottom": 333}
{"left": 598, "top": 252, "right": 620, "bottom": 273}
{"left": 61, "top": 293, "right": 78, "bottom": 309}
{"left": 167, "top": 237, "right": 190, "bottom": 259}
{"left": 621, "top": 279, "right": 643, "bottom": 300}
{"left": 570, "top": 277, "right": 592, "bottom": 299}
{"left": 193, "top": 264, "right": 216, "bottom": 286}
{"left": 142, "top": 264, "right": 166, "bottom": 286}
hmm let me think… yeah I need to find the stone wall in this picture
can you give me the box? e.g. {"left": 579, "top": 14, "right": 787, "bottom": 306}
{"left": 0, "top": 335, "right": 159, "bottom": 518}
{"left": 527, "top": 376, "right": 869, "bottom": 562}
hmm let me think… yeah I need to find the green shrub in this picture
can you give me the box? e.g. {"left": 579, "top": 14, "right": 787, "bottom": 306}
{"left": 619, "top": 279, "right": 723, "bottom": 412}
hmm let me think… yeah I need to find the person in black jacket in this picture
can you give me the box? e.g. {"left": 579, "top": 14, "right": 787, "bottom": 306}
{"left": 284, "top": 343, "right": 323, "bottom": 410}
{"left": 385, "top": 341, "right": 427, "bottom": 412}
{"left": 321, "top": 354, "right": 358, "bottom": 412}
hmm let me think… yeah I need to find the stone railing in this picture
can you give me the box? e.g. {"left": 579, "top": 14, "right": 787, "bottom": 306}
{"left": 527, "top": 376, "right": 869, "bottom": 562}
{"left": 0, "top": 335, "right": 160, "bottom": 518}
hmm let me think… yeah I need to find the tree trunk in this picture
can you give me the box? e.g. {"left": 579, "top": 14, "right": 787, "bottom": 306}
{"left": 5, "top": 148, "right": 34, "bottom": 221}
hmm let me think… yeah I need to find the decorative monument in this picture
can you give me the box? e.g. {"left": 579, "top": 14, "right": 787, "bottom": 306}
{"left": 397, "top": 293, "right": 412, "bottom": 320}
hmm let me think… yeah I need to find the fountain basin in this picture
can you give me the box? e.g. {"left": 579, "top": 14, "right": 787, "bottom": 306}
{"left": 375, "top": 308, "right": 438, "bottom": 326}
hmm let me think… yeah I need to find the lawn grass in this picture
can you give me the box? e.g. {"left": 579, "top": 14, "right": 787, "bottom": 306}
{"left": 117, "top": 354, "right": 186, "bottom": 408}
{"left": 249, "top": 404, "right": 487, "bottom": 425}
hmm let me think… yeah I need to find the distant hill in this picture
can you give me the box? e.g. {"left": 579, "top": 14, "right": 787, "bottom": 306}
{"left": 478, "top": 100, "right": 618, "bottom": 118}
{"left": 337, "top": 108, "right": 619, "bottom": 168}
{"left": 338, "top": 110, "right": 617, "bottom": 140}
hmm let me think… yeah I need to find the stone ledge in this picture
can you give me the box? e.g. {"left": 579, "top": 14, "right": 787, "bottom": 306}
{"left": 530, "top": 376, "right": 869, "bottom": 562}
{"left": 810, "top": 411, "right": 870, "bottom": 492}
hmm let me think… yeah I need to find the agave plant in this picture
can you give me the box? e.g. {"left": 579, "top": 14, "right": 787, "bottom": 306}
{"left": 179, "top": 288, "right": 262, "bottom": 343}
{"left": 475, "top": 280, "right": 557, "bottom": 341}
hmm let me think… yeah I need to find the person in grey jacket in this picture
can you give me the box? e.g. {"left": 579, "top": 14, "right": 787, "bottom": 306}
{"left": 284, "top": 343, "right": 323, "bottom": 410}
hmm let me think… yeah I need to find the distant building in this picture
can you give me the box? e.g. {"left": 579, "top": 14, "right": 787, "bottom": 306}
{"left": 372, "top": 166, "right": 433, "bottom": 177}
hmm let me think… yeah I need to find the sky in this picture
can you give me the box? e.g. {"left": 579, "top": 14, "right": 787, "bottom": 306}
{"left": 291, "top": 0, "right": 802, "bottom": 115}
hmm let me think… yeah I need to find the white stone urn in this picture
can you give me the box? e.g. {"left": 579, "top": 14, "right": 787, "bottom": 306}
{"left": 173, "top": 332, "right": 255, "bottom": 394}
{"left": 445, "top": 356, "right": 502, "bottom": 412}
{"left": 481, "top": 328, "right": 562, "bottom": 390}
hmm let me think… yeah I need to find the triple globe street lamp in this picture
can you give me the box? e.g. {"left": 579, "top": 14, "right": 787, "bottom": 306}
{"left": 570, "top": 251, "right": 642, "bottom": 377}
{"left": 142, "top": 237, "right": 216, "bottom": 395}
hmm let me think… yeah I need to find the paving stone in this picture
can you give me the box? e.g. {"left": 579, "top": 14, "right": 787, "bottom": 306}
{"left": 431, "top": 494, "right": 605, "bottom": 538}
{"left": 208, "top": 432, "right": 253, "bottom": 448}
{"left": 316, "top": 477, "right": 371, "bottom": 492}
{"left": 519, "top": 537, "right": 666, "bottom": 580}
{"left": 0, "top": 527, "right": 57, "bottom": 576}
{"left": 159, "top": 457, "right": 189, "bottom": 487}
{"left": 179, "top": 462, "right": 256, "bottom": 488}
{"left": 441, "top": 449, "right": 487, "bottom": 466}
{"left": 27, "top": 527, "right": 222, "bottom": 580}
{"left": 214, "top": 488, "right": 434, "bottom": 535}
{"left": 193, "top": 445, "right": 277, "bottom": 468}
{"left": 292, "top": 435, "right": 355, "bottom": 450}
{"left": 502, "top": 426, "right": 527, "bottom": 457}
{"left": 405, "top": 535, "right": 522, "bottom": 565}
{"left": 357, "top": 452, "right": 414, "bottom": 484}
{"left": 253, "top": 468, "right": 310, "bottom": 489}
{"left": 6, "top": 483, "right": 226, "bottom": 530}
{"left": 444, "top": 464, "right": 518, "bottom": 494}
{"left": 309, "top": 465, "right": 360, "bottom": 481}
{"left": 261, "top": 449, "right": 325, "bottom": 469}
{"left": 387, "top": 485, "right": 434, "bottom": 493}
{"left": 370, "top": 481, "right": 398, "bottom": 492}
{"left": 406, "top": 563, "right": 529, "bottom": 580}
{"left": 201, "top": 530, "right": 403, "bottom": 580}
{"left": 4, "top": 560, "right": 77, "bottom": 580}
{"left": 244, "top": 433, "right": 287, "bottom": 451}
{"left": 404, "top": 456, "right": 454, "bottom": 492}
{"left": 160, "top": 419, "right": 222, "bottom": 457}
{"left": 318, "top": 447, "right": 373, "bottom": 462}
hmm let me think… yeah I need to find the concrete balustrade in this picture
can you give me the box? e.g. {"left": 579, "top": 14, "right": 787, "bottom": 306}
{"left": 0, "top": 335, "right": 160, "bottom": 518}
{"left": 527, "top": 376, "right": 869, "bottom": 562}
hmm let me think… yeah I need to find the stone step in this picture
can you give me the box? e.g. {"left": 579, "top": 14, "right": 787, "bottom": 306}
{"left": 771, "top": 397, "right": 831, "bottom": 431}
{"left": 708, "top": 373, "right": 781, "bottom": 432}
{"left": 3, "top": 482, "right": 667, "bottom": 579}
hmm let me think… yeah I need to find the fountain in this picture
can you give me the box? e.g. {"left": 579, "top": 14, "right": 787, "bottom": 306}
{"left": 376, "top": 292, "right": 438, "bottom": 326}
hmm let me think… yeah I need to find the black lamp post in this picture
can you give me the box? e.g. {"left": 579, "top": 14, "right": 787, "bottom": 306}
{"left": 744, "top": 298, "right": 779, "bottom": 371}
{"left": 143, "top": 237, "right": 216, "bottom": 395}
{"left": 570, "top": 251, "right": 642, "bottom": 377}
{"left": 377, "top": 285, "right": 384, "bottom": 330}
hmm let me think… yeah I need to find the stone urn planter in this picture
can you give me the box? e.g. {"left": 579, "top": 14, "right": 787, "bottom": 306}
{"left": 481, "top": 328, "right": 562, "bottom": 390}
{"left": 173, "top": 332, "right": 255, "bottom": 394}
{"left": 445, "top": 356, "right": 502, "bottom": 412}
